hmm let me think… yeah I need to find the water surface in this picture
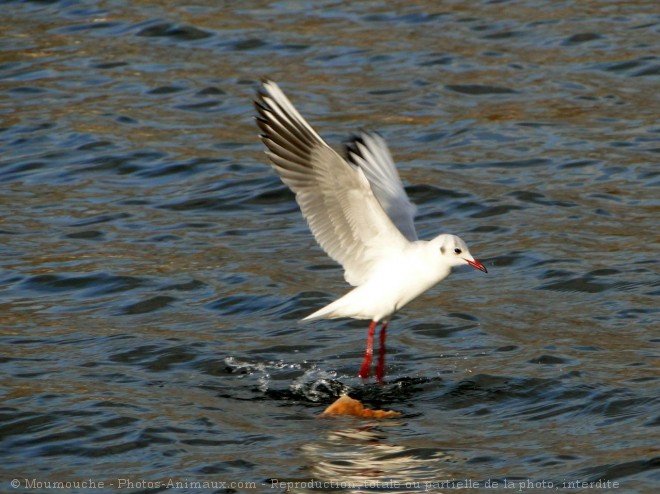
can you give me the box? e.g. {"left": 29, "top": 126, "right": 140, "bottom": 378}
{"left": 1, "top": 1, "right": 658, "bottom": 493}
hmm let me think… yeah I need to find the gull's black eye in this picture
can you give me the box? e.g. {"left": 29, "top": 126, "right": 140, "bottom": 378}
{"left": 454, "top": 248, "right": 462, "bottom": 254}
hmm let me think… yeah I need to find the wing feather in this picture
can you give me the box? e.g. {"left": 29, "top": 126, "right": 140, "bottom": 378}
{"left": 255, "top": 80, "right": 410, "bottom": 286}
{"left": 346, "top": 132, "right": 418, "bottom": 241}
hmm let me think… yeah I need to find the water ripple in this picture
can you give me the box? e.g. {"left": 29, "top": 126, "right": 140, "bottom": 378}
{"left": 1, "top": 0, "right": 657, "bottom": 490}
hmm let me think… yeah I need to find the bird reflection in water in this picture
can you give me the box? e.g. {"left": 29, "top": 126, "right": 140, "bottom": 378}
{"left": 300, "top": 425, "right": 455, "bottom": 491}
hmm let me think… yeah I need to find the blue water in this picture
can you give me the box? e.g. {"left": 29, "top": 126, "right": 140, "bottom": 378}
{"left": 1, "top": 1, "right": 658, "bottom": 493}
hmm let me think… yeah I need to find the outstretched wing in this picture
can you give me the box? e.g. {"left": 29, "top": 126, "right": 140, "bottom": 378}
{"left": 346, "top": 132, "right": 417, "bottom": 241}
{"left": 255, "top": 80, "right": 410, "bottom": 286}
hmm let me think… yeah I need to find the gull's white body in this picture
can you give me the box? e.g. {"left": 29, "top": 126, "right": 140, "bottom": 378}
{"left": 304, "top": 238, "right": 453, "bottom": 321}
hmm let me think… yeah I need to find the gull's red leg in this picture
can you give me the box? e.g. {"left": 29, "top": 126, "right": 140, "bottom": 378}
{"left": 376, "top": 321, "right": 388, "bottom": 384}
{"left": 358, "top": 320, "right": 377, "bottom": 379}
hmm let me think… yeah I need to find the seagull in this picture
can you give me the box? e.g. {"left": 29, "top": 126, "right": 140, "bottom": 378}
{"left": 255, "top": 80, "right": 487, "bottom": 382}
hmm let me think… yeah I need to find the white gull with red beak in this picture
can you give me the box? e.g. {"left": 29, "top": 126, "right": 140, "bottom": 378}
{"left": 255, "top": 80, "right": 487, "bottom": 381}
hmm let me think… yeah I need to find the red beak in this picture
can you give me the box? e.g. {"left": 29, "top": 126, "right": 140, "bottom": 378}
{"left": 466, "top": 258, "right": 488, "bottom": 273}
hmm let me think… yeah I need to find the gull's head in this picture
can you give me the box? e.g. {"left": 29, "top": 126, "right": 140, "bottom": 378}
{"left": 433, "top": 234, "right": 487, "bottom": 273}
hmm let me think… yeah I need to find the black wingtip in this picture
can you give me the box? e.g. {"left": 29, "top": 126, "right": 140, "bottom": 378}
{"left": 346, "top": 129, "right": 380, "bottom": 146}
{"left": 254, "top": 99, "right": 269, "bottom": 112}
{"left": 343, "top": 133, "right": 359, "bottom": 158}
{"left": 344, "top": 131, "right": 371, "bottom": 160}
{"left": 254, "top": 78, "right": 274, "bottom": 109}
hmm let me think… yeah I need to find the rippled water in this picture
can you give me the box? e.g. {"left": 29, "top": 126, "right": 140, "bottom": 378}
{"left": 1, "top": 1, "right": 658, "bottom": 492}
